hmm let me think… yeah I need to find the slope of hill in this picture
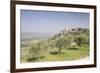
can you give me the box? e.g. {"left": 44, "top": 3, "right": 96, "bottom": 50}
{"left": 21, "top": 27, "right": 89, "bottom": 63}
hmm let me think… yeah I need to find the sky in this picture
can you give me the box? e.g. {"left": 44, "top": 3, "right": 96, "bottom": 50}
{"left": 21, "top": 10, "right": 90, "bottom": 33}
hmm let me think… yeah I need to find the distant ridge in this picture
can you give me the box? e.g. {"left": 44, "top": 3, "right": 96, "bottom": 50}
{"left": 21, "top": 32, "right": 55, "bottom": 41}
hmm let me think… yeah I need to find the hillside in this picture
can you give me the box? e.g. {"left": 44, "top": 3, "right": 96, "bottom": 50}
{"left": 21, "top": 27, "right": 89, "bottom": 63}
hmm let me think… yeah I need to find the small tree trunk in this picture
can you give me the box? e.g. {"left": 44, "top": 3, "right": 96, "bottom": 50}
{"left": 58, "top": 48, "right": 62, "bottom": 54}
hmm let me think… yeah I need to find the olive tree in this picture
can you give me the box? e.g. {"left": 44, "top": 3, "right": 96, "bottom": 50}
{"left": 28, "top": 42, "right": 44, "bottom": 61}
{"left": 56, "top": 36, "right": 72, "bottom": 54}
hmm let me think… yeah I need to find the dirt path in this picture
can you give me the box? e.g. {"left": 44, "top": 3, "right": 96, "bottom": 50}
{"left": 77, "top": 57, "right": 89, "bottom": 61}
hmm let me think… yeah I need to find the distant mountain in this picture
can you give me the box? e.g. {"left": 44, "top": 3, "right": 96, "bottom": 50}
{"left": 21, "top": 32, "right": 55, "bottom": 41}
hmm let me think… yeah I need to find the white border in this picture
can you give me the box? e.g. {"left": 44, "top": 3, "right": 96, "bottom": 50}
{"left": 16, "top": 4, "right": 94, "bottom": 69}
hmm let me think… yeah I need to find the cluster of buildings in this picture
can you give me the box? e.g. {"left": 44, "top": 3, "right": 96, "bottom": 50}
{"left": 58, "top": 27, "right": 83, "bottom": 37}
{"left": 60, "top": 27, "right": 83, "bottom": 34}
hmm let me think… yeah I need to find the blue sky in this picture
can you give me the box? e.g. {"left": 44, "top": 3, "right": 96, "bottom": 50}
{"left": 21, "top": 10, "right": 89, "bottom": 33}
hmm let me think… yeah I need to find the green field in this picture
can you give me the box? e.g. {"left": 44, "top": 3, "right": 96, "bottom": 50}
{"left": 21, "top": 45, "right": 89, "bottom": 63}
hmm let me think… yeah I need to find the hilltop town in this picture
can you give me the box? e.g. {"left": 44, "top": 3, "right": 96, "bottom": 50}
{"left": 53, "top": 27, "right": 89, "bottom": 39}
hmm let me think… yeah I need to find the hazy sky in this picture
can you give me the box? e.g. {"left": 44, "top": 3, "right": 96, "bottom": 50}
{"left": 21, "top": 10, "right": 90, "bottom": 33}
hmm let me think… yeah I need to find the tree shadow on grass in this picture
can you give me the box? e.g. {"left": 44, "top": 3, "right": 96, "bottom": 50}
{"left": 50, "top": 51, "right": 66, "bottom": 55}
{"left": 68, "top": 47, "right": 79, "bottom": 50}
{"left": 50, "top": 51, "right": 59, "bottom": 55}
{"left": 27, "top": 56, "right": 45, "bottom": 62}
